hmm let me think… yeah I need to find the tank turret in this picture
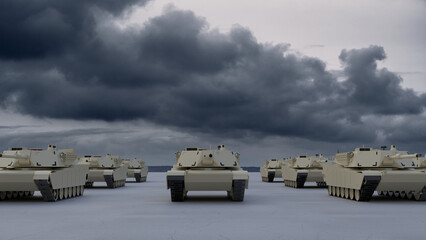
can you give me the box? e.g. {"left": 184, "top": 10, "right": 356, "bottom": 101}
{"left": 335, "top": 145, "right": 419, "bottom": 168}
{"left": 0, "top": 145, "right": 77, "bottom": 168}
{"left": 122, "top": 158, "right": 149, "bottom": 182}
{"left": 79, "top": 154, "right": 128, "bottom": 189}
{"left": 166, "top": 145, "right": 249, "bottom": 202}
{"left": 286, "top": 154, "right": 329, "bottom": 169}
{"left": 260, "top": 159, "right": 286, "bottom": 182}
{"left": 282, "top": 154, "right": 329, "bottom": 188}
{"left": 0, "top": 145, "right": 89, "bottom": 202}
{"left": 173, "top": 145, "right": 241, "bottom": 169}
{"left": 79, "top": 154, "right": 123, "bottom": 168}
{"left": 323, "top": 145, "right": 426, "bottom": 201}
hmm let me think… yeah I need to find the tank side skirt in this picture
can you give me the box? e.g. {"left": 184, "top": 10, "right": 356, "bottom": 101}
{"left": 283, "top": 172, "right": 307, "bottom": 188}
{"left": 328, "top": 175, "right": 381, "bottom": 201}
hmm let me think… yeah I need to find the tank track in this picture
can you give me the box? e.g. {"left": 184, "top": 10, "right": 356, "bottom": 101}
{"left": 85, "top": 182, "right": 94, "bottom": 188}
{"left": 168, "top": 176, "right": 185, "bottom": 202}
{"left": 267, "top": 172, "right": 275, "bottom": 182}
{"left": 328, "top": 176, "right": 381, "bottom": 201}
{"left": 167, "top": 177, "right": 246, "bottom": 202}
{"left": 378, "top": 187, "right": 426, "bottom": 201}
{"left": 284, "top": 173, "right": 307, "bottom": 188}
{"left": 358, "top": 176, "right": 381, "bottom": 201}
{"left": 134, "top": 173, "right": 146, "bottom": 182}
{"left": 231, "top": 180, "right": 246, "bottom": 201}
{"left": 104, "top": 175, "right": 126, "bottom": 189}
{"left": 34, "top": 179, "right": 57, "bottom": 202}
{"left": 0, "top": 191, "right": 34, "bottom": 201}
{"left": 316, "top": 182, "right": 327, "bottom": 188}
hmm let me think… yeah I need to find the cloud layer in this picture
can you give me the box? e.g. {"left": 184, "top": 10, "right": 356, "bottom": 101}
{"left": 1, "top": 1, "right": 425, "bottom": 152}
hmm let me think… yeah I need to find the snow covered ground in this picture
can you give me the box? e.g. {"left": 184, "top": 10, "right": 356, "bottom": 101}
{"left": 0, "top": 172, "right": 425, "bottom": 240}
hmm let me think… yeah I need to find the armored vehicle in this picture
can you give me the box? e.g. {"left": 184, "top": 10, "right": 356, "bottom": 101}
{"left": 122, "top": 158, "right": 148, "bottom": 182}
{"left": 260, "top": 159, "right": 286, "bottom": 182}
{"left": 166, "top": 145, "right": 249, "bottom": 202}
{"left": 323, "top": 145, "right": 426, "bottom": 201}
{"left": 0, "top": 145, "right": 89, "bottom": 202}
{"left": 79, "top": 154, "right": 128, "bottom": 188}
{"left": 282, "top": 154, "right": 329, "bottom": 188}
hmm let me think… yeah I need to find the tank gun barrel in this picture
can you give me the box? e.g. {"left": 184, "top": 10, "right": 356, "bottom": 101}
{"left": 382, "top": 153, "right": 420, "bottom": 168}
{"left": 387, "top": 153, "right": 420, "bottom": 159}
{"left": 0, "top": 154, "right": 28, "bottom": 160}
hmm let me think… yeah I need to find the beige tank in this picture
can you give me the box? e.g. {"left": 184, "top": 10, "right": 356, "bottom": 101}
{"left": 166, "top": 145, "right": 249, "bottom": 202}
{"left": 122, "top": 158, "right": 148, "bottom": 182}
{"left": 282, "top": 154, "right": 329, "bottom": 188}
{"left": 0, "top": 145, "right": 89, "bottom": 202}
{"left": 78, "top": 154, "right": 128, "bottom": 188}
{"left": 260, "top": 159, "right": 286, "bottom": 182}
{"left": 323, "top": 145, "right": 426, "bottom": 201}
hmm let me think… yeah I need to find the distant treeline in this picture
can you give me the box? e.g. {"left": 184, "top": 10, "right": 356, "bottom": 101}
{"left": 148, "top": 166, "right": 260, "bottom": 172}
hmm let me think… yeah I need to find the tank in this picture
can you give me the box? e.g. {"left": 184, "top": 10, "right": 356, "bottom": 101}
{"left": 323, "top": 145, "right": 426, "bottom": 201}
{"left": 122, "top": 158, "right": 148, "bottom": 182}
{"left": 78, "top": 154, "right": 128, "bottom": 188}
{"left": 282, "top": 154, "right": 329, "bottom": 188}
{"left": 260, "top": 159, "right": 286, "bottom": 182}
{"left": 166, "top": 145, "right": 249, "bottom": 202}
{"left": 0, "top": 145, "right": 89, "bottom": 202}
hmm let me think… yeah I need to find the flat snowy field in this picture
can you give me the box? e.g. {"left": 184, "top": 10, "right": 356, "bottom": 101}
{"left": 1, "top": 172, "right": 425, "bottom": 240}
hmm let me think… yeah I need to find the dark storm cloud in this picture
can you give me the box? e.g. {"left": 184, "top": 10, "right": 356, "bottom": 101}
{"left": 0, "top": 0, "right": 148, "bottom": 59}
{"left": 340, "top": 46, "right": 424, "bottom": 115}
{"left": 1, "top": 3, "right": 425, "bottom": 145}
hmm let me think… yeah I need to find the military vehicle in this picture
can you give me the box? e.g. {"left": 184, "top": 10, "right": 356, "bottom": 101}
{"left": 282, "top": 154, "right": 329, "bottom": 188}
{"left": 323, "top": 145, "right": 426, "bottom": 201}
{"left": 79, "top": 154, "right": 128, "bottom": 188}
{"left": 0, "top": 145, "right": 89, "bottom": 202}
{"left": 166, "top": 145, "right": 249, "bottom": 202}
{"left": 122, "top": 158, "right": 148, "bottom": 182}
{"left": 260, "top": 159, "right": 286, "bottom": 182}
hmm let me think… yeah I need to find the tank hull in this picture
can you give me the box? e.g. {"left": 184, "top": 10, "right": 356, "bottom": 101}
{"left": 126, "top": 166, "right": 148, "bottom": 182}
{"left": 323, "top": 164, "right": 426, "bottom": 201}
{"left": 166, "top": 169, "right": 249, "bottom": 201}
{"left": 282, "top": 166, "right": 326, "bottom": 188}
{"left": 0, "top": 165, "right": 89, "bottom": 202}
{"left": 85, "top": 165, "right": 128, "bottom": 188}
{"left": 260, "top": 166, "right": 282, "bottom": 182}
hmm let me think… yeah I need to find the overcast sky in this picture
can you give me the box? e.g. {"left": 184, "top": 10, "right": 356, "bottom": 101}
{"left": 0, "top": 0, "right": 425, "bottom": 166}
